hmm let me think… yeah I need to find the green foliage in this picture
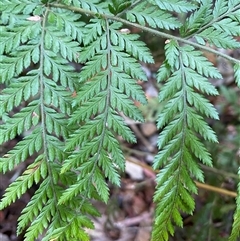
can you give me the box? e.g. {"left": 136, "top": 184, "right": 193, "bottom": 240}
{"left": 0, "top": 0, "right": 239, "bottom": 241}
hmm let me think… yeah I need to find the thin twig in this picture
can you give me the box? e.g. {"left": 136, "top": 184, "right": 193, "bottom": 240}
{"left": 127, "top": 157, "right": 238, "bottom": 198}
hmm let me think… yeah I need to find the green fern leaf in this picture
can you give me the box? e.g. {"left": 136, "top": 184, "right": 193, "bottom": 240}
{"left": 229, "top": 168, "right": 240, "bottom": 241}
{"left": 180, "top": 1, "right": 213, "bottom": 36}
{"left": 0, "top": 44, "right": 40, "bottom": 83}
{"left": 126, "top": 2, "right": 181, "bottom": 30}
{"left": 213, "top": 18, "right": 240, "bottom": 36}
{"left": 17, "top": 177, "right": 50, "bottom": 234}
{"left": 24, "top": 198, "right": 55, "bottom": 241}
{"left": 149, "top": 0, "right": 197, "bottom": 13}
{"left": 152, "top": 41, "right": 219, "bottom": 240}
{"left": 213, "top": 0, "right": 228, "bottom": 17}
{"left": 0, "top": 127, "right": 42, "bottom": 173}
{"left": 0, "top": 100, "right": 40, "bottom": 144}
{"left": 42, "top": 214, "right": 92, "bottom": 241}
{"left": 0, "top": 160, "right": 42, "bottom": 209}
{"left": 197, "top": 27, "right": 240, "bottom": 48}
{"left": 234, "top": 63, "right": 240, "bottom": 88}
{"left": 71, "top": 0, "right": 107, "bottom": 14}
{"left": 48, "top": 10, "right": 85, "bottom": 42}
{"left": 178, "top": 45, "right": 222, "bottom": 78}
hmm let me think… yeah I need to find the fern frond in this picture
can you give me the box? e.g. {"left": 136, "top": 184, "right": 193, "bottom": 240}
{"left": 213, "top": 0, "right": 228, "bottom": 17}
{"left": 43, "top": 77, "right": 72, "bottom": 114}
{"left": 234, "top": 63, "right": 240, "bottom": 87}
{"left": 17, "top": 175, "right": 50, "bottom": 234}
{"left": 60, "top": 18, "right": 149, "bottom": 208}
{"left": 44, "top": 28, "right": 81, "bottom": 62}
{"left": 42, "top": 212, "right": 93, "bottom": 241}
{"left": 24, "top": 198, "right": 56, "bottom": 241}
{"left": 0, "top": 43, "right": 40, "bottom": 82}
{"left": 0, "top": 127, "right": 42, "bottom": 173}
{"left": 111, "top": 30, "right": 154, "bottom": 64}
{"left": 197, "top": 27, "right": 240, "bottom": 48}
{"left": 0, "top": 100, "right": 40, "bottom": 144}
{"left": 1, "top": 1, "right": 239, "bottom": 241}
{"left": 149, "top": 0, "right": 197, "bottom": 13}
{"left": 152, "top": 40, "right": 219, "bottom": 240}
{"left": 179, "top": 45, "right": 222, "bottom": 78}
{"left": 70, "top": 0, "right": 108, "bottom": 13}
{"left": 0, "top": 157, "right": 43, "bottom": 209}
{"left": 180, "top": 0, "right": 213, "bottom": 36}
{"left": 229, "top": 168, "right": 240, "bottom": 241}
{"left": 213, "top": 18, "right": 240, "bottom": 36}
{"left": 126, "top": 2, "right": 181, "bottom": 30}
{"left": 44, "top": 107, "right": 70, "bottom": 138}
{"left": 48, "top": 10, "right": 84, "bottom": 42}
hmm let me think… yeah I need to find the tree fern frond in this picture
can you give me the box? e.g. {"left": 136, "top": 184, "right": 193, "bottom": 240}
{"left": 71, "top": 93, "right": 106, "bottom": 122}
{"left": 234, "top": 63, "right": 240, "bottom": 88}
{"left": 111, "top": 69, "right": 147, "bottom": 103}
{"left": 185, "top": 107, "right": 218, "bottom": 142}
{"left": 43, "top": 77, "right": 72, "bottom": 114}
{"left": 178, "top": 45, "right": 222, "bottom": 78}
{"left": 48, "top": 10, "right": 85, "bottom": 42}
{"left": 180, "top": 0, "right": 213, "bottom": 36}
{"left": 0, "top": 101, "right": 40, "bottom": 144}
{"left": 42, "top": 51, "right": 78, "bottom": 88}
{"left": 0, "top": 23, "right": 40, "bottom": 55}
{"left": 107, "top": 110, "right": 136, "bottom": 142}
{"left": 229, "top": 168, "right": 240, "bottom": 241}
{"left": 0, "top": 158, "right": 43, "bottom": 209}
{"left": 213, "top": 0, "right": 228, "bottom": 17}
{"left": 110, "top": 29, "right": 154, "bottom": 64}
{"left": 231, "top": 9, "right": 240, "bottom": 22}
{"left": 184, "top": 68, "right": 219, "bottom": 95}
{"left": 185, "top": 88, "right": 219, "bottom": 119}
{"left": 72, "top": 71, "right": 108, "bottom": 105}
{"left": 157, "top": 94, "right": 183, "bottom": 127}
{"left": 185, "top": 129, "right": 213, "bottom": 166}
{"left": 126, "top": 2, "right": 181, "bottom": 30}
{"left": 1, "top": 1, "right": 239, "bottom": 240}
{"left": 0, "top": 43, "right": 40, "bottom": 83}
{"left": 164, "top": 40, "right": 179, "bottom": 68}
{"left": 44, "top": 28, "right": 81, "bottom": 62}
{"left": 71, "top": 0, "right": 108, "bottom": 14}
{"left": 152, "top": 41, "right": 219, "bottom": 240}
{"left": 111, "top": 49, "right": 148, "bottom": 80}
{"left": 43, "top": 214, "right": 92, "bottom": 241}
{"left": 149, "top": 0, "right": 197, "bottom": 13}
{"left": 0, "top": 76, "right": 39, "bottom": 114}
{"left": 66, "top": 118, "right": 104, "bottom": 149}
{"left": 197, "top": 27, "right": 240, "bottom": 48}
{"left": 17, "top": 177, "right": 50, "bottom": 234}
{"left": 45, "top": 135, "right": 66, "bottom": 162}
{"left": 111, "top": 89, "right": 145, "bottom": 121}
{"left": 24, "top": 198, "right": 56, "bottom": 241}
{"left": 44, "top": 107, "right": 70, "bottom": 138}
{"left": 0, "top": 127, "right": 42, "bottom": 173}
{"left": 213, "top": 18, "right": 240, "bottom": 36}
{"left": 157, "top": 61, "right": 172, "bottom": 82}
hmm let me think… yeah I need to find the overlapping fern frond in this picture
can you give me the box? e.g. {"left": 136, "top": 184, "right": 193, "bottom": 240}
{"left": 152, "top": 39, "right": 220, "bottom": 241}
{"left": 59, "top": 19, "right": 153, "bottom": 205}
{"left": 151, "top": 0, "right": 240, "bottom": 240}
{"left": 0, "top": 1, "right": 86, "bottom": 240}
{"left": 0, "top": 0, "right": 240, "bottom": 241}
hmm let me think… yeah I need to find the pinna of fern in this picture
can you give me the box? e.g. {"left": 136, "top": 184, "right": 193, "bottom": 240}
{"left": 0, "top": 2, "right": 97, "bottom": 240}
{"left": 59, "top": 18, "right": 154, "bottom": 205}
{"left": 151, "top": 38, "right": 222, "bottom": 241}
